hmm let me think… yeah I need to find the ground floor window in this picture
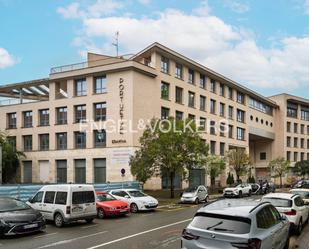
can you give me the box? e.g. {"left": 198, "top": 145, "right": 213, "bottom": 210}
{"left": 56, "top": 160, "right": 67, "bottom": 183}
{"left": 23, "top": 161, "right": 32, "bottom": 183}
{"left": 75, "top": 159, "right": 86, "bottom": 183}
{"left": 162, "top": 172, "right": 182, "bottom": 189}
{"left": 94, "top": 159, "right": 106, "bottom": 183}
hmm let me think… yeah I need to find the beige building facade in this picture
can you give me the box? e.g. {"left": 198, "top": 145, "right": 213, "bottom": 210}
{"left": 0, "top": 43, "right": 308, "bottom": 189}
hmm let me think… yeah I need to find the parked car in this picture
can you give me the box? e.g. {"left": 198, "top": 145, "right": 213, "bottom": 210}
{"left": 0, "top": 197, "right": 46, "bottom": 236}
{"left": 292, "top": 180, "right": 309, "bottom": 189}
{"left": 27, "top": 184, "right": 97, "bottom": 227}
{"left": 290, "top": 189, "right": 309, "bottom": 204}
{"left": 223, "top": 183, "right": 252, "bottom": 198}
{"left": 180, "top": 186, "right": 209, "bottom": 204}
{"left": 181, "top": 199, "right": 290, "bottom": 249}
{"left": 96, "top": 191, "right": 129, "bottom": 218}
{"left": 262, "top": 193, "right": 309, "bottom": 234}
{"left": 109, "top": 189, "right": 158, "bottom": 213}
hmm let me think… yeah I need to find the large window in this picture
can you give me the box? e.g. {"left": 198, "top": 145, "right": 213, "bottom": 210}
{"left": 237, "top": 92, "right": 245, "bottom": 104}
{"left": 75, "top": 159, "right": 86, "bottom": 184}
{"left": 94, "top": 103, "right": 106, "bottom": 121}
{"left": 219, "top": 103, "right": 225, "bottom": 117}
{"left": 175, "top": 87, "right": 183, "bottom": 104}
{"left": 228, "top": 87, "right": 233, "bottom": 100}
{"left": 39, "top": 109, "right": 49, "bottom": 126}
{"left": 7, "top": 113, "right": 16, "bottom": 129}
{"left": 56, "top": 160, "right": 67, "bottom": 183}
{"left": 161, "top": 82, "right": 170, "bottom": 100}
{"left": 94, "top": 130, "right": 106, "bottom": 148}
{"left": 200, "top": 96, "right": 206, "bottom": 111}
{"left": 175, "top": 111, "right": 183, "bottom": 120}
{"left": 228, "top": 125, "right": 233, "bottom": 138}
{"left": 210, "top": 121, "right": 216, "bottom": 135}
{"left": 56, "top": 132, "right": 67, "bottom": 150}
{"left": 210, "top": 79, "right": 216, "bottom": 93}
{"left": 249, "top": 98, "right": 273, "bottom": 115}
{"left": 237, "top": 109, "right": 245, "bottom": 123}
{"left": 161, "top": 56, "right": 169, "bottom": 73}
{"left": 287, "top": 122, "right": 291, "bottom": 132}
{"left": 75, "top": 105, "right": 86, "bottom": 123}
{"left": 301, "top": 124, "right": 305, "bottom": 134}
{"left": 237, "top": 127, "right": 245, "bottom": 141}
{"left": 75, "top": 78, "right": 87, "bottom": 96}
{"left": 210, "top": 99, "right": 216, "bottom": 114}
{"left": 287, "top": 102, "right": 298, "bottom": 118}
{"left": 94, "top": 159, "right": 106, "bottom": 183}
{"left": 23, "top": 135, "right": 32, "bottom": 151}
{"left": 56, "top": 107, "right": 67, "bottom": 125}
{"left": 301, "top": 110, "right": 309, "bottom": 121}
{"left": 75, "top": 132, "right": 86, "bottom": 149}
{"left": 219, "top": 83, "right": 225, "bottom": 97}
{"left": 200, "top": 74, "right": 206, "bottom": 89}
{"left": 210, "top": 141, "right": 216, "bottom": 154}
{"left": 39, "top": 134, "right": 49, "bottom": 151}
{"left": 228, "top": 106, "right": 234, "bottom": 119}
{"left": 161, "top": 107, "right": 169, "bottom": 120}
{"left": 188, "top": 69, "right": 194, "bottom": 84}
{"left": 220, "top": 142, "right": 225, "bottom": 156}
{"left": 23, "top": 111, "right": 33, "bottom": 128}
{"left": 175, "top": 63, "right": 182, "bottom": 79}
{"left": 94, "top": 76, "right": 107, "bottom": 94}
{"left": 287, "top": 136, "right": 291, "bottom": 147}
{"left": 188, "top": 91, "right": 195, "bottom": 107}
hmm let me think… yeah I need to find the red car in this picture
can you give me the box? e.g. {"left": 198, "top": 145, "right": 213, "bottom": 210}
{"left": 96, "top": 191, "right": 129, "bottom": 218}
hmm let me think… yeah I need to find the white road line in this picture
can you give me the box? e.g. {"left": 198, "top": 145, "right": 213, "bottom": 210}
{"left": 87, "top": 218, "right": 192, "bottom": 249}
{"left": 81, "top": 224, "right": 99, "bottom": 229}
{"left": 34, "top": 232, "right": 58, "bottom": 239}
{"left": 38, "top": 231, "right": 108, "bottom": 249}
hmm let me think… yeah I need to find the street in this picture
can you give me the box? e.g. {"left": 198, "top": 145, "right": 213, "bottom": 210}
{"left": 0, "top": 198, "right": 307, "bottom": 249}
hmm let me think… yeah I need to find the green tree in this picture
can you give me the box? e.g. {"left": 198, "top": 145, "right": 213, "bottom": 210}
{"left": 268, "top": 157, "right": 290, "bottom": 188}
{"left": 130, "top": 118, "right": 209, "bottom": 198}
{"left": 226, "top": 172, "right": 235, "bottom": 186}
{"left": 227, "top": 148, "right": 250, "bottom": 183}
{"left": 207, "top": 155, "right": 226, "bottom": 189}
{"left": 293, "top": 160, "right": 309, "bottom": 177}
{"left": 0, "top": 131, "right": 25, "bottom": 183}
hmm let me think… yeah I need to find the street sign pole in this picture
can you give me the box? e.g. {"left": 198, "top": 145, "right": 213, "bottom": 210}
{"left": 121, "top": 168, "right": 126, "bottom": 189}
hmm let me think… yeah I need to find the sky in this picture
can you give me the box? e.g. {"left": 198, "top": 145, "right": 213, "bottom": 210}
{"left": 1, "top": 0, "right": 309, "bottom": 98}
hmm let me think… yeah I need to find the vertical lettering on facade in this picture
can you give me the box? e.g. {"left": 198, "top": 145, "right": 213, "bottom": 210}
{"left": 119, "top": 78, "right": 125, "bottom": 134}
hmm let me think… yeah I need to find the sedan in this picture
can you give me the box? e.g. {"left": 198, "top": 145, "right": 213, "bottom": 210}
{"left": 0, "top": 197, "right": 46, "bottom": 236}
{"left": 180, "top": 185, "right": 208, "bottom": 204}
{"left": 96, "top": 192, "right": 129, "bottom": 218}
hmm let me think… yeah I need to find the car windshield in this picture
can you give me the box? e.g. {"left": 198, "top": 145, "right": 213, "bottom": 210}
{"left": 97, "top": 193, "right": 116, "bottom": 202}
{"left": 263, "top": 198, "right": 292, "bottom": 207}
{"left": 128, "top": 190, "right": 146, "bottom": 197}
{"left": 0, "top": 198, "right": 30, "bottom": 212}
{"left": 290, "top": 191, "right": 309, "bottom": 199}
{"left": 184, "top": 187, "right": 198, "bottom": 193}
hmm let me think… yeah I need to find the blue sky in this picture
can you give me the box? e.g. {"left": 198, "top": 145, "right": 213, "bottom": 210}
{"left": 1, "top": 0, "right": 309, "bottom": 98}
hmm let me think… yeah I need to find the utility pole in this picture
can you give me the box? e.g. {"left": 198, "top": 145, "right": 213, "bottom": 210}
{"left": 112, "top": 31, "right": 119, "bottom": 57}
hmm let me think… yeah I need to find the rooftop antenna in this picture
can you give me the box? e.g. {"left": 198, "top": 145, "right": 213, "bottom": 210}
{"left": 112, "top": 31, "right": 119, "bottom": 57}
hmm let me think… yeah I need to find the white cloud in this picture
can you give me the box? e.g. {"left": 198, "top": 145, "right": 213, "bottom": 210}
{"left": 222, "top": 0, "right": 250, "bottom": 13}
{"left": 304, "top": 0, "right": 309, "bottom": 14}
{"left": 57, "top": 2, "right": 83, "bottom": 19}
{"left": 0, "top": 48, "right": 19, "bottom": 69}
{"left": 138, "top": 0, "right": 151, "bottom": 5}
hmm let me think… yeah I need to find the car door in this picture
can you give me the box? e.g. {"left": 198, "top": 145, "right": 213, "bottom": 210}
{"left": 199, "top": 186, "right": 207, "bottom": 200}
{"left": 197, "top": 187, "right": 203, "bottom": 201}
{"left": 42, "top": 191, "right": 56, "bottom": 220}
{"left": 28, "top": 191, "right": 44, "bottom": 211}
{"left": 295, "top": 196, "right": 308, "bottom": 223}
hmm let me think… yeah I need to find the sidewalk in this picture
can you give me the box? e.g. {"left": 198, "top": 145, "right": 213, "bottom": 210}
{"left": 292, "top": 223, "right": 309, "bottom": 249}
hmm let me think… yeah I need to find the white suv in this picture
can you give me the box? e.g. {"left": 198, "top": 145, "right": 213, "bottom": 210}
{"left": 223, "top": 183, "right": 252, "bottom": 198}
{"left": 181, "top": 199, "right": 290, "bottom": 249}
{"left": 263, "top": 193, "right": 309, "bottom": 234}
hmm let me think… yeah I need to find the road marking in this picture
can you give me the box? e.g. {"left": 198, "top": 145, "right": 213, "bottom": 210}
{"left": 87, "top": 218, "right": 192, "bottom": 249}
{"left": 34, "top": 232, "right": 58, "bottom": 239}
{"left": 81, "top": 224, "right": 99, "bottom": 229}
{"left": 38, "top": 231, "right": 108, "bottom": 249}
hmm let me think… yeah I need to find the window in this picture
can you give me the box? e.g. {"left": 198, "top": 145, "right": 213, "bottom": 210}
{"left": 260, "top": 152, "right": 267, "bottom": 160}
{"left": 210, "top": 79, "right": 216, "bottom": 93}
{"left": 75, "top": 159, "right": 86, "bottom": 184}
{"left": 210, "top": 99, "right": 216, "bottom": 114}
{"left": 307, "top": 139, "right": 309, "bottom": 149}
{"left": 55, "top": 192, "right": 67, "bottom": 205}
{"left": 287, "top": 137, "right": 291, "bottom": 147}
{"left": 7, "top": 113, "right": 16, "bottom": 129}
{"left": 188, "top": 114, "right": 195, "bottom": 121}
{"left": 188, "top": 69, "right": 194, "bottom": 84}
{"left": 219, "top": 103, "right": 225, "bottom": 117}
{"left": 237, "top": 92, "right": 245, "bottom": 104}
{"left": 161, "top": 82, "right": 170, "bottom": 99}
{"left": 301, "top": 124, "right": 305, "bottom": 134}
{"left": 200, "top": 74, "right": 206, "bottom": 89}
{"left": 294, "top": 123, "right": 298, "bottom": 133}
{"left": 237, "top": 127, "right": 245, "bottom": 141}
{"left": 228, "top": 106, "right": 234, "bottom": 119}
{"left": 23, "top": 111, "right": 33, "bottom": 128}
{"left": 200, "top": 117, "right": 206, "bottom": 131}
{"left": 301, "top": 138, "right": 305, "bottom": 148}
{"left": 249, "top": 98, "right": 273, "bottom": 115}
{"left": 39, "top": 134, "right": 49, "bottom": 151}
{"left": 94, "top": 102, "right": 106, "bottom": 121}
{"left": 220, "top": 142, "right": 225, "bottom": 156}
{"left": 200, "top": 95, "right": 206, "bottom": 111}
{"left": 256, "top": 206, "right": 279, "bottom": 229}
{"left": 294, "top": 137, "right": 298, "bottom": 148}
{"left": 75, "top": 78, "right": 87, "bottom": 96}
{"left": 56, "top": 133, "right": 67, "bottom": 150}
{"left": 23, "top": 135, "right": 32, "bottom": 151}
{"left": 175, "top": 87, "right": 183, "bottom": 104}
{"left": 44, "top": 191, "right": 55, "bottom": 204}
{"left": 287, "top": 122, "right": 291, "bottom": 132}
{"left": 56, "top": 160, "right": 67, "bottom": 183}
{"left": 72, "top": 191, "right": 95, "bottom": 204}
{"left": 38, "top": 109, "right": 49, "bottom": 126}
{"left": 56, "top": 107, "right": 67, "bottom": 125}
{"left": 220, "top": 123, "right": 226, "bottom": 137}
{"left": 294, "top": 152, "right": 298, "bottom": 162}
{"left": 188, "top": 91, "right": 195, "bottom": 107}
{"left": 175, "top": 111, "right": 183, "bottom": 120}
{"left": 32, "top": 192, "right": 43, "bottom": 203}
{"left": 210, "top": 141, "right": 216, "bottom": 154}
{"left": 94, "top": 76, "right": 106, "bottom": 94}
{"left": 287, "top": 102, "right": 298, "bottom": 118}
{"left": 237, "top": 109, "right": 245, "bottom": 123}
{"left": 219, "top": 83, "right": 225, "bottom": 96}
{"left": 94, "top": 159, "right": 106, "bottom": 183}
{"left": 23, "top": 161, "right": 32, "bottom": 183}
{"left": 301, "top": 152, "right": 305, "bottom": 161}
{"left": 75, "top": 132, "right": 86, "bottom": 149}
{"left": 301, "top": 109, "right": 309, "bottom": 121}
{"left": 75, "top": 105, "right": 86, "bottom": 123}
{"left": 210, "top": 120, "right": 216, "bottom": 135}
{"left": 228, "top": 87, "right": 233, "bottom": 100}
{"left": 287, "top": 151, "right": 291, "bottom": 161}
{"left": 161, "top": 56, "right": 169, "bottom": 73}
{"left": 7, "top": 136, "right": 16, "bottom": 152}
{"left": 228, "top": 125, "right": 233, "bottom": 138}
{"left": 161, "top": 107, "right": 170, "bottom": 119}
{"left": 94, "top": 130, "right": 106, "bottom": 148}
{"left": 175, "top": 63, "right": 182, "bottom": 79}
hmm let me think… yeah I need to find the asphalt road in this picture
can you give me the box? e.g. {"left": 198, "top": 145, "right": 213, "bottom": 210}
{"left": 0, "top": 198, "right": 306, "bottom": 249}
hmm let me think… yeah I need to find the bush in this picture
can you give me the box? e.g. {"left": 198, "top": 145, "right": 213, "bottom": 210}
{"left": 226, "top": 172, "right": 235, "bottom": 186}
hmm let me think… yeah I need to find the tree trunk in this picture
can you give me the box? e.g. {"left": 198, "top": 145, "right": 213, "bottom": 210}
{"left": 279, "top": 174, "right": 282, "bottom": 189}
{"left": 237, "top": 174, "right": 240, "bottom": 183}
{"left": 170, "top": 172, "right": 175, "bottom": 199}
{"left": 211, "top": 176, "right": 215, "bottom": 190}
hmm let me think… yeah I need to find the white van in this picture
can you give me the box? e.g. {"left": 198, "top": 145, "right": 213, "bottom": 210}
{"left": 27, "top": 184, "right": 97, "bottom": 227}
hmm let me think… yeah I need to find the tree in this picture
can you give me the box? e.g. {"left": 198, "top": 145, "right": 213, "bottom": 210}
{"left": 0, "top": 131, "right": 25, "bottom": 183}
{"left": 293, "top": 160, "right": 309, "bottom": 177}
{"left": 226, "top": 172, "right": 235, "bottom": 186}
{"left": 130, "top": 118, "right": 209, "bottom": 198}
{"left": 227, "top": 148, "right": 250, "bottom": 183}
{"left": 268, "top": 157, "right": 290, "bottom": 188}
{"left": 207, "top": 155, "right": 226, "bottom": 189}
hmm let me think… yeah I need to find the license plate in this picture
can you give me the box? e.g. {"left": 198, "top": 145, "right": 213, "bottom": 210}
{"left": 72, "top": 206, "right": 83, "bottom": 212}
{"left": 24, "top": 223, "right": 38, "bottom": 229}
{"left": 120, "top": 210, "right": 127, "bottom": 213}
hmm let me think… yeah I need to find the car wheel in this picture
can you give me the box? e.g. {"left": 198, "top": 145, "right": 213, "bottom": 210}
{"left": 130, "top": 203, "right": 138, "bottom": 213}
{"left": 85, "top": 218, "right": 94, "bottom": 223}
{"left": 283, "top": 237, "right": 290, "bottom": 249}
{"left": 297, "top": 219, "right": 303, "bottom": 235}
{"left": 97, "top": 208, "right": 105, "bottom": 219}
{"left": 194, "top": 198, "right": 199, "bottom": 205}
{"left": 238, "top": 191, "right": 243, "bottom": 198}
{"left": 54, "top": 213, "right": 64, "bottom": 228}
